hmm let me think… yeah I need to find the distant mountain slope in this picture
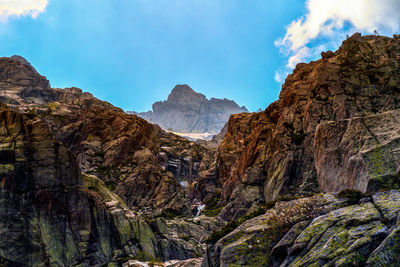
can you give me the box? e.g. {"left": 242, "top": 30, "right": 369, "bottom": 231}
{"left": 130, "top": 85, "right": 248, "bottom": 135}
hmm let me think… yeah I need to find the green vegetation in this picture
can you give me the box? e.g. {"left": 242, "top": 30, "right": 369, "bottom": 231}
{"left": 204, "top": 206, "right": 223, "bottom": 217}
{"left": 204, "top": 192, "right": 223, "bottom": 217}
{"left": 206, "top": 220, "right": 241, "bottom": 244}
{"left": 161, "top": 208, "right": 184, "bottom": 219}
{"left": 178, "top": 234, "right": 190, "bottom": 241}
{"left": 237, "top": 207, "right": 266, "bottom": 224}
{"left": 0, "top": 258, "right": 8, "bottom": 267}
{"left": 206, "top": 206, "right": 268, "bottom": 244}
{"left": 105, "top": 181, "right": 116, "bottom": 191}
{"left": 116, "top": 251, "right": 161, "bottom": 264}
{"left": 338, "top": 189, "right": 366, "bottom": 205}
{"left": 264, "top": 195, "right": 303, "bottom": 210}
{"left": 47, "top": 102, "right": 60, "bottom": 113}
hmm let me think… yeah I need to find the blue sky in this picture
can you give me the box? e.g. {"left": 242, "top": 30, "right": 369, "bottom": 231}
{"left": 0, "top": 0, "right": 399, "bottom": 112}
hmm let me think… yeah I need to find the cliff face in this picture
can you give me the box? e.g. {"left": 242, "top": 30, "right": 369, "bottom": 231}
{"left": 200, "top": 33, "right": 400, "bottom": 266}
{"left": 0, "top": 57, "right": 217, "bottom": 265}
{"left": 0, "top": 57, "right": 216, "bottom": 214}
{"left": 205, "top": 33, "right": 400, "bottom": 220}
{"left": 133, "top": 85, "right": 248, "bottom": 135}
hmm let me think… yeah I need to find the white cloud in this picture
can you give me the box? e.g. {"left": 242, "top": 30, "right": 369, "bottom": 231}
{"left": 275, "top": 0, "right": 400, "bottom": 82}
{"left": 0, "top": 0, "right": 48, "bottom": 21}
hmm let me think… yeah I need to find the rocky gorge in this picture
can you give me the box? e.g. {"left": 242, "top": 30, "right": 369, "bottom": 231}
{"left": 1, "top": 33, "right": 400, "bottom": 266}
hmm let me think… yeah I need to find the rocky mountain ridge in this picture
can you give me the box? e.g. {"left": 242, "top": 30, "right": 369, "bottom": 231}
{"left": 0, "top": 56, "right": 220, "bottom": 266}
{"left": 131, "top": 85, "right": 248, "bottom": 136}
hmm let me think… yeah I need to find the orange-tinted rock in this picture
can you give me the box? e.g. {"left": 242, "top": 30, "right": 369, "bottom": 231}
{"left": 208, "top": 34, "right": 400, "bottom": 220}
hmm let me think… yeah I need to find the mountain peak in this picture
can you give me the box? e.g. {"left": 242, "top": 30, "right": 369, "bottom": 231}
{"left": 10, "top": 55, "right": 35, "bottom": 68}
{"left": 170, "top": 84, "right": 195, "bottom": 94}
{"left": 134, "top": 85, "right": 248, "bottom": 135}
{"left": 167, "top": 84, "right": 206, "bottom": 103}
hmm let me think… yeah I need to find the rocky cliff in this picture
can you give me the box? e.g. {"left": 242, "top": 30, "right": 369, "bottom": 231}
{"left": 0, "top": 56, "right": 219, "bottom": 266}
{"left": 132, "top": 85, "right": 248, "bottom": 135}
{"left": 201, "top": 33, "right": 400, "bottom": 220}
{"left": 199, "top": 33, "right": 400, "bottom": 266}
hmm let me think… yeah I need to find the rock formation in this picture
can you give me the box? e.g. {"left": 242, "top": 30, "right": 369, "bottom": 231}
{"left": 0, "top": 56, "right": 216, "bottom": 265}
{"left": 131, "top": 85, "right": 248, "bottom": 135}
{"left": 2, "top": 33, "right": 400, "bottom": 266}
{"left": 198, "top": 33, "right": 400, "bottom": 266}
{"left": 199, "top": 33, "right": 400, "bottom": 221}
{"left": 204, "top": 190, "right": 400, "bottom": 266}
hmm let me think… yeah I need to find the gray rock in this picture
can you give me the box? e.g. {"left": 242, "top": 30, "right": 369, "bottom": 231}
{"left": 315, "top": 110, "right": 400, "bottom": 193}
{"left": 131, "top": 85, "right": 248, "bottom": 135}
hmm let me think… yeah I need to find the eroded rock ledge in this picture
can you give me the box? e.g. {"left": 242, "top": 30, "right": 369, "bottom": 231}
{"left": 204, "top": 190, "right": 400, "bottom": 266}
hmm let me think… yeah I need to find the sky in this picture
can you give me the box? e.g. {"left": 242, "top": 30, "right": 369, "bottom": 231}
{"left": 0, "top": 0, "right": 399, "bottom": 112}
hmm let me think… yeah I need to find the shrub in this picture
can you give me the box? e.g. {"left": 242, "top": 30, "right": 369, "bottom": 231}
{"left": 338, "top": 189, "right": 366, "bottom": 204}
{"left": 263, "top": 195, "right": 302, "bottom": 210}
{"left": 205, "top": 194, "right": 220, "bottom": 209}
{"left": 204, "top": 193, "right": 223, "bottom": 217}
{"left": 178, "top": 234, "right": 190, "bottom": 241}
{"left": 204, "top": 206, "right": 223, "bottom": 217}
{"left": 206, "top": 206, "right": 267, "bottom": 244}
{"left": 206, "top": 220, "right": 240, "bottom": 244}
{"left": 162, "top": 208, "right": 183, "bottom": 219}
{"left": 47, "top": 102, "right": 59, "bottom": 113}
{"left": 0, "top": 258, "right": 8, "bottom": 267}
{"left": 238, "top": 207, "right": 266, "bottom": 224}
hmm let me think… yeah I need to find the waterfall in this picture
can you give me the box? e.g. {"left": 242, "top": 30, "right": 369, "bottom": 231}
{"left": 195, "top": 204, "right": 205, "bottom": 218}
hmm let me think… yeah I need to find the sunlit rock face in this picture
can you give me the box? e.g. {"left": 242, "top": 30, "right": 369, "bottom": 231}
{"left": 199, "top": 33, "right": 400, "bottom": 221}
{"left": 315, "top": 110, "right": 400, "bottom": 193}
{"left": 132, "top": 84, "right": 249, "bottom": 135}
{"left": 199, "top": 33, "right": 400, "bottom": 266}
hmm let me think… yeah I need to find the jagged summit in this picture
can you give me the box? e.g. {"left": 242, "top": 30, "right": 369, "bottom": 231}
{"left": 168, "top": 84, "right": 202, "bottom": 99}
{"left": 10, "top": 55, "right": 36, "bottom": 69}
{"left": 132, "top": 84, "right": 249, "bottom": 136}
{"left": 0, "top": 55, "right": 53, "bottom": 106}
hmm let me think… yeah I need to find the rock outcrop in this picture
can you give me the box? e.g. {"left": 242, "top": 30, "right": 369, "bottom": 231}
{"left": 315, "top": 109, "right": 400, "bottom": 193}
{"left": 204, "top": 190, "right": 400, "bottom": 266}
{"left": 198, "top": 33, "right": 400, "bottom": 221}
{"left": 132, "top": 85, "right": 248, "bottom": 135}
{"left": 197, "top": 33, "right": 400, "bottom": 267}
